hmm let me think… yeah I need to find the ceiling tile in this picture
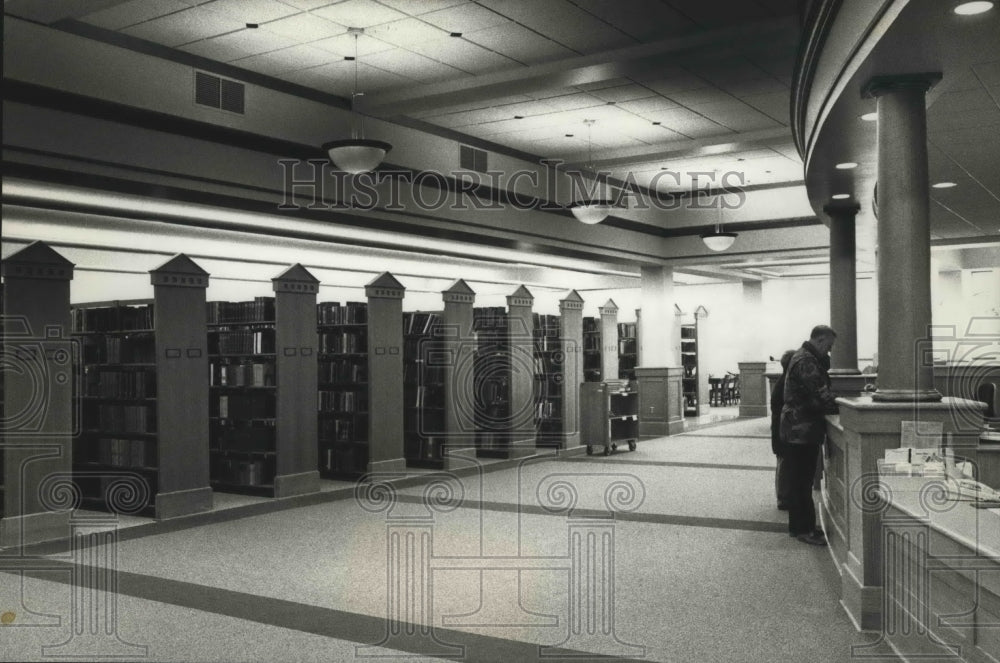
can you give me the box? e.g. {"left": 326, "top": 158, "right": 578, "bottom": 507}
{"left": 478, "top": 0, "right": 634, "bottom": 54}
{"left": 311, "top": 31, "right": 396, "bottom": 56}
{"left": 643, "top": 107, "right": 730, "bottom": 138}
{"left": 232, "top": 43, "right": 337, "bottom": 75}
{"left": 738, "top": 91, "right": 789, "bottom": 124}
{"left": 279, "top": 0, "right": 344, "bottom": 9}
{"left": 668, "top": 86, "right": 735, "bottom": 106}
{"left": 376, "top": 0, "right": 468, "bottom": 14}
{"left": 281, "top": 61, "right": 353, "bottom": 90}
{"left": 930, "top": 87, "right": 998, "bottom": 114}
{"left": 366, "top": 17, "right": 450, "bottom": 46}
{"left": 589, "top": 84, "right": 656, "bottom": 103}
{"left": 536, "top": 92, "right": 606, "bottom": 112}
{"left": 364, "top": 48, "right": 466, "bottom": 81}
{"left": 420, "top": 3, "right": 510, "bottom": 33}
{"left": 122, "top": 6, "right": 247, "bottom": 46}
{"left": 463, "top": 23, "right": 575, "bottom": 65}
{"left": 640, "top": 73, "right": 710, "bottom": 96}
{"left": 971, "top": 60, "right": 1000, "bottom": 86}
{"left": 79, "top": 0, "right": 191, "bottom": 31}
{"left": 202, "top": 0, "right": 300, "bottom": 24}
{"left": 407, "top": 37, "right": 521, "bottom": 73}
{"left": 567, "top": 0, "right": 699, "bottom": 40}
{"left": 262, "top": 13, "right": 346, "bottom": 40}
{"left": 663, "top": 0, "right": 773, "bottom": 28}
{"left": 720, "top": 76, "right": 788, "bottom": 98}
{"left": 616, "top": 96, "right": 681, "bottom": 115}
{"left": 695, "top": 101, "right": 782, "bottom": 132}
{"left": 180, "top": 28, "right": 297, "bottom": 61}
{"left": 312, "top": 0, "right": 408, "bottom": 28}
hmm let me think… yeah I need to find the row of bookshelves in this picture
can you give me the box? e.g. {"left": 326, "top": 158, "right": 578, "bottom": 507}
{"left": 73, "top": 302, "right": 154, "bottom": 333}
{"left": 209, "top": 329, "right": 275, "bottom": 355}
{"left": 210, "top": 361, "right": 275, "bottom": 387}
{"left": 80, "top": 334, "right": 155, "bottom": 364}
{"left": 80, "top": 367, "right": 156, "bottom": 399}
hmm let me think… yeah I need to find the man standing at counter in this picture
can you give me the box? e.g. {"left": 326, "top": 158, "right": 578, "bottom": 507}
{"left": 781, "top": 325, "right": 840, "bottom": 546}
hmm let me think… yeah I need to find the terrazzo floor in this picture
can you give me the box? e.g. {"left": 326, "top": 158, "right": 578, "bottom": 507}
{"left": 0, "top": 416, "right": 891, "bottom": 662}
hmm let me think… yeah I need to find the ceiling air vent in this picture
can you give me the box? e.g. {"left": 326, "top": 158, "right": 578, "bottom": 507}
{"left": 460, "top": 145, "right": 488, "bottom": 173}
{"left": 194, "top": 71, "right": 245, "bottom": 114}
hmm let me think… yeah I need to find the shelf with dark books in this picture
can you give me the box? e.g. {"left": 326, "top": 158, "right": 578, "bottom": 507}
{"left": 533, "top": 313, "right": 564, "bottom": 447}
{"left": 473, "top": 306, "right": 512, "bottom": 457}
{"left": 403, "top": 311, "right": 446, "bottom": 468}
{"left": 207, "top": 297, "right": 278, "bottom": 495}
{"left": 681, "top": 321, "right": 700, "bottom": 417}
{"left": 71, "top": 300, "right": 159, "bottom": 517}
{"left": 583, "top": 316, "right": 602, "bottom": 383}
{"left": 618, "top": 322, "right": 637, "bottom": 381}
{"left": 317, "top": 301, "right": 370, "bottom": 479}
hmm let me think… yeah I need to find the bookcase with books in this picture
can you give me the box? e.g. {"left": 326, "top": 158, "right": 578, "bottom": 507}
{"left": 207, "top": 295, "right": 277, "bottom": 495}
{"left": 317, "top": 300, "right": 369, "bottom": 479}
{"left": 473, "top": 305, "right": 511, "bottom": 456}
{"left": 533, "top": 313, "right": 563, "bottom": 446}
{"left": 681, "top": 320, "right": 700, "bottom": 417}
{"left": 403, "top": 310, "right": 446, "bottom": 468}
{"left": 618, "top": 322, "right": 637, "bottom": 381}
{"left": 73, "top": 299, "right": 158, "bottom": 516}
{"left": 318, "top": 273, "right": 406, "bottom": 479}
{"left": 582, "top": 316, "right": 602, "bottom": 382}
{"left": 70, "top": 255, "right": 213, "bottom": 519}
{"left": 206, "top": 265, "right": 320, "bottom": 498}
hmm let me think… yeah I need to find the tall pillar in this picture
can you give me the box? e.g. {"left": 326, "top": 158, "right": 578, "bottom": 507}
{"left": 150, "top": 254, "right": 213, "bottom": 517}
{"left": 639, "top": 266, "right": 675, "bottom": 366}
{"left": 863, "top": 73, "right": 942, "bottom": 402}
{"left": 598, "top": 300, "right": 619, "bottom": 381}
{"left": 635, "top": 267, "right": 683, "bottom": 437}
{"left": 441, "top": 279, "right": 475, "bottom": 469}
{"left": 559, "top": 290, "right": 585, "bottom": 452}
{"left": 366, "top": 273, "right": 407, "bottom": 473}
{"left": 506, "top": 285, "right": 536, "bottom": 453}
{"left": 825, "top": 203, "right": 861, "bottom": 374}
{"left": 0, "top": 241, "right": 74, "bottom": 547}
{"left": 273, "top": 264, "right": 321, "bottom": 496}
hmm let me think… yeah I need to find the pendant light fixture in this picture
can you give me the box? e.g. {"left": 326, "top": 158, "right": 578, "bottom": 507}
{"left": 322, "top": 27, "right": 392, "bottom": 174}
{"left": 700, "top": 201, "right": 738, "bottom": 251}
{"left": 569, "top": 119, "right": 614, "bottom": 225}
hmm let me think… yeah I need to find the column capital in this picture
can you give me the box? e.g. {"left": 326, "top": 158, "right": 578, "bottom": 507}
{"left": 862, "top": 72, "right": 942, "bottom": 98}
{"left": 272, "top": 263, "right": 320, "bottom": 294}
{"left": 823, "top": 202, "right": 861, "bottom": 218}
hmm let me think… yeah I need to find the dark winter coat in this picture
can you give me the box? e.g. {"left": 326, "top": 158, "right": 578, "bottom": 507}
{"left": 780, "top": 341, "right": 839, "bottom": 446}
{"left": 770, "top": 372, "right": 787, "bottom": 455}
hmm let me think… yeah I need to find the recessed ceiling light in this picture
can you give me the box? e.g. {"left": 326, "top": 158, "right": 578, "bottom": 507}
{"left": 932, "top": 181, "right": 958, "bottom": 188}
{"left": 450, "top": 32, "right": 463, "bottom": 37}
{"left": 832, "top": 194, "right": 851, "bottom": 200}
{"left": 606, "top": 101, "right": 616, "bottom": 105}
{"left": 652, "top": 121, "right": 661, "bottom": 125}
{"left": 246, "top": 22, "right": 259, "bottom": 28}
{"left": 836, "top": 162, "right": 859, "bottom": 169}
{"left": 954, "top": 1, "right": 994, "bottom": 15}
{"left": 860, "top": 112, "right": 878, "bottom": 122}
{"left": 565, "top": 134, "right": 574, "bottom": 137}
{"left": 344, "top": 56, "right": 355, "bottom": 61}
{"left": 514, "top": 115, "right": 524, "bottom": 119}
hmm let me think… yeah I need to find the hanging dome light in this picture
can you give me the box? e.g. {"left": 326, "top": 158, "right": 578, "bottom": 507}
{"left": 323, "top": 27, "right": 391, "bottom": 174}
{"left": 701, "top": 202, "right": 738, "bottom": 251}
{"left": 700, "top": 231, "right": 738, "bottom": 251}
{"left": 569, "top": 119, "right": 612, "bottom": 224}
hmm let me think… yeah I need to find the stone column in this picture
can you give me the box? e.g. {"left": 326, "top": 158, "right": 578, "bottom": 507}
{"left": 441, "top": 279, "right": 476, "bottom": 469}
{"left": 559, "top": 290, "right": 585, "bottom": 453}
{"left": 598, "top": 300, "right": 619, "bottom": 381}
{"left": 366, "top": 272, "right": 407, "bottom": 473}
{"left": 863, "top": 73, "right": 942, "bottom": 402}
{"left": 506, "top": 285, "right": 536, "bottom": 454}
{"left": 635, "top": 267, "right": 683, "bottom": 436}
{"left": 0, "top": 241, "right": 74, "bottom": 547}
{"left": 825, "top": 203, "right": 861, "bottom": 375}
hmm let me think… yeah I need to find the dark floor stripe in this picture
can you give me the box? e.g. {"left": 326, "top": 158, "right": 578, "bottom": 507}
{"left": 391, "top": 493, "right": 787, "bottom": 534}
{"left": 7, "top": 453, "right": 555, "bottom": 558}
{"left": 558, "top": 457, "right": 773, "bottom": 472}
{"left": 2, "top": 559, "right": 649, "bottom": 663}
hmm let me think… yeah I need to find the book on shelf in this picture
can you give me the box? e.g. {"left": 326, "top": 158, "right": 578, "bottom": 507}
{"left": 210, "top": 360, "right": 275, "bottom": 387}
{"left": 73, "top": 303, "right": 154, "bottom": 332}
{"left": 318, "top": 301, "right": 367, "bottom": 325}
{"left": 207, "top": 297, "right": 275, "bottom": 324}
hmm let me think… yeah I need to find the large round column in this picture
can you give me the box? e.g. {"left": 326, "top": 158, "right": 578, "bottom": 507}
{"left": 863, "top": 73, "right": 942, "bottom": 402}
{"left": 825, "top": 203, "right": 860, "bottom": 374}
